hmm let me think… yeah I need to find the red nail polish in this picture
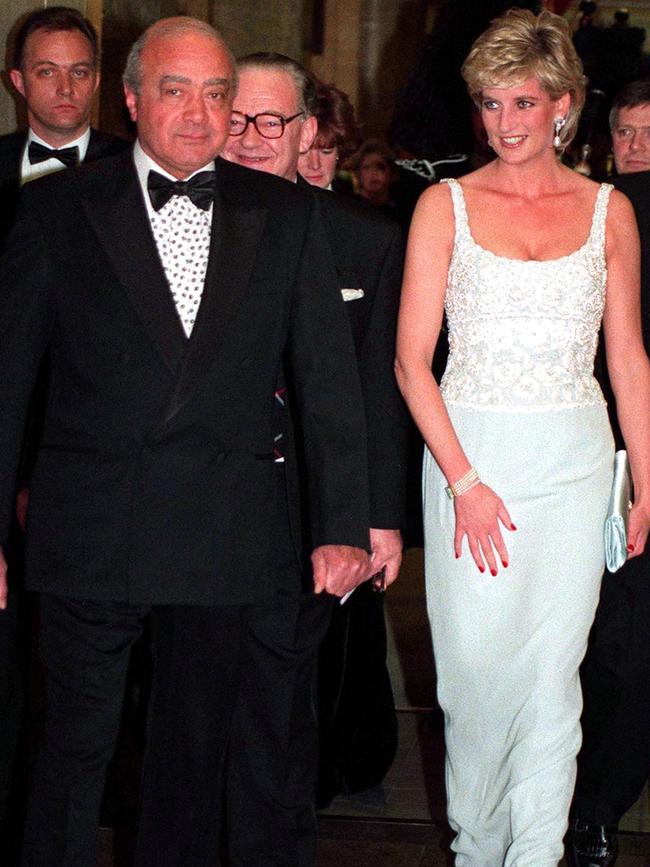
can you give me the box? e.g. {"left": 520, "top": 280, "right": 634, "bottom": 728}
{"left": 478, "top": 565, "right": 485, "bottom": 574}
{"left": 502, "top": 561, "right": 508, "bottom": 568}
{"left": 490, "top": 568, "right": 497, "bottom": 577}
{"left": 627, "top": 543, "right": 635, "bottom": 553}
{"left": 510, "top": 523, "right": 517, "bottom": 531}
{"left": 455, "top": 552, "right": 460, "bottom": 559}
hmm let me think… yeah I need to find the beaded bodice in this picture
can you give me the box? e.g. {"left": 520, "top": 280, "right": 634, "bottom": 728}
{"left": 440, "top": 178, "right": 611, "bottom": 411}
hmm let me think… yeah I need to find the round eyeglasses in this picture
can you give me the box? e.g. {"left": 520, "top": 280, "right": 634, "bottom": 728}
{"left": 229, "top": 111, "right": 304, "bottom": 139}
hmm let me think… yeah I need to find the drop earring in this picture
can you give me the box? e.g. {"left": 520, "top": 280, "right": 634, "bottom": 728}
{"left": 553, "top": 116, "right": 566, "bottom": 149}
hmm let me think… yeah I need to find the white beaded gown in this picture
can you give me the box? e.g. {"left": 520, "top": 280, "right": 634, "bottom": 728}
{"left": 423, "top": 178, "right": 615, "bottom": 866}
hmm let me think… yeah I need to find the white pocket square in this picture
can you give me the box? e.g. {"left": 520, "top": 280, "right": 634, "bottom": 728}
{"left": 341, "top": 288, "right": 364, "bottom": 302}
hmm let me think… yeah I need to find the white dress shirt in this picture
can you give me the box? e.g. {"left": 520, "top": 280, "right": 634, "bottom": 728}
{"left": 133, "top": 141, "right": 215, "bottom": 337}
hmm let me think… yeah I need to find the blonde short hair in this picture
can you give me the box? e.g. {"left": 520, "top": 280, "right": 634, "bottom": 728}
{"left": 461, "top": 8, "right": 586, "bottom": 148}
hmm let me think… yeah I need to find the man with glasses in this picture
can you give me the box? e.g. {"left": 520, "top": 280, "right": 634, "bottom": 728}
{"left": 220, "top": 53, "right": 407, "bottom": 867}
{"left": 228, "top": 109, "right": 304, "bottom": 137}
{"left": 224, "top": 58, "right": 316, "bottom": 181}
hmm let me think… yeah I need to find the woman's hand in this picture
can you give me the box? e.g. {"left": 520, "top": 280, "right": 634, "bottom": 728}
{"left": 627, "top": 500, "right": 650, "bottom": 558}
{"left": 453, "top": 483, "right": 516, "bottom": 575}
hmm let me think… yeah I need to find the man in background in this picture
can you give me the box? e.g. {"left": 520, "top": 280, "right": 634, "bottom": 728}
{"left": 221, "top": 52, "right": 406, "bottom": 866}
{"left": 0, "top": 6, "right": 127, "bottom": 246}
{"left": 0, "top": 8, "right": 127, "bottom": 857}
{"left": 568, "top": 80, "right": 650, "bottom": 867}
{"left": 609, "top": 79, "right": 650, "bottom": 175}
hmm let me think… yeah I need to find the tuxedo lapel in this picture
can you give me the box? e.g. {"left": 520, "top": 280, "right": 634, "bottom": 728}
{"left": 80, "top": 152, "right": 186, "bottom": 375}
{"left": 159, "top": 174, "right": 269, "bottom": 427}
{"left": 84, "top": 129, "right": 107, "bottom": 163}
{"left": 0, "top": 132, "right": 26, "bottom": 247}
{"left": 85, "top": 128, "right": 128, "bottom": 162}
{"left": 0, "top": 131, "right": 25, "bottom": 185}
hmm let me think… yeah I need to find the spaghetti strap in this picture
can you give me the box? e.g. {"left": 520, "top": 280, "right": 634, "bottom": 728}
{"left": 587, "top": 183, "right": 613, "bottom": 253}
{"left": 442, "top": 178, "right": 471, "bottom": 244}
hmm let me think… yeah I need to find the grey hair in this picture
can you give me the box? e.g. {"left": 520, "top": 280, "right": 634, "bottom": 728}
{"left": 609, "top": 80, "right": 650, "bottom": 131}
{"left": 236, "top": 52, "right": 316, "bottom": 117}
{"left": 123, "top": 16, "right": 237, "bottom": 95}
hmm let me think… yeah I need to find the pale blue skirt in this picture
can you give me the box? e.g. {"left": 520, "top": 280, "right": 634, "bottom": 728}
{"left": 423, "top": 404, "right": 614, "bottom": 867}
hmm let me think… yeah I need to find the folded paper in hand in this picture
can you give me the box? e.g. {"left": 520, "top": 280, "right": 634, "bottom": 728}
{"left": 604, "top": 449, "right": 631, "bottom": 573}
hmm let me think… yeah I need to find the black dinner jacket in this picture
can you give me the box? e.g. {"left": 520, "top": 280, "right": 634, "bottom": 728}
{"left": 596, "top": 172, "right": 650, "bottom": 448}
{"left": 0, "top": 150, "right": 369, "bottom": 606}
{"left": 613, "top": 172, "right": 650, "bottom": 352}
{"left": 297, "top": 179, "right": 408, "bottom": 530}
{"left": 0, "top": 128, "right": 129, "bottom": 249}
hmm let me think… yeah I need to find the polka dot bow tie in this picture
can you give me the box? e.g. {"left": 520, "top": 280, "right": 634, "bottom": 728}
{"left": 147, "top": 169, "right": 216, "bottom": 212}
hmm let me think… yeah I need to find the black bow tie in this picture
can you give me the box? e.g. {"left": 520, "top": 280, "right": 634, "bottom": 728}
{"left": 28, "top": 140, "right": 79, "bottom": 168}
{"left": 147, "top": 170, "right": 216, "bottom": 212}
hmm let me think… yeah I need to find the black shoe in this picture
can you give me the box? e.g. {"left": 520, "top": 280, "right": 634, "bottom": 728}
{"left": 566, "top": 819, "right": 618, "bottom": 867}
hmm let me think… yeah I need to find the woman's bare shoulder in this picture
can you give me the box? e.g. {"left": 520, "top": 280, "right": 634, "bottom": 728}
{"left": 605, "top": 188, "right": 638, "bottom": 247}
{"left": 412, "top": 180, "right": 455, "bottom": 228}
{"left": 607, "top": 186, "right": 635, "bottom": 216}
{"left": 405, "top": 182, "right": 457, "bottom": 258}
{"left": 449, "top": 162, "right": 497, "bottom": 192}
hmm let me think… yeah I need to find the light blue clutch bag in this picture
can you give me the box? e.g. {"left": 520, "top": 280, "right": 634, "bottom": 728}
{"left": 604, "top": 450, "right": 632, "bottom": 573}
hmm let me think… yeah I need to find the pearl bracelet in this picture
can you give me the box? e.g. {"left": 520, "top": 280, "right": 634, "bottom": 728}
{"left": 445, "top": 467, "right": 480, "bottom": 500}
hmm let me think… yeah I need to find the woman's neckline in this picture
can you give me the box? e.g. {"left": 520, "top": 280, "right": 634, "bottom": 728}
{"left": 447, "top": 177, "right": 601, "bottom": 264}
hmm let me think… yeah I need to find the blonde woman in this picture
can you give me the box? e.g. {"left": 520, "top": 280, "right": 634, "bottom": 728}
{"left": 395, "top": 9, "right": 650, "bottom": 865}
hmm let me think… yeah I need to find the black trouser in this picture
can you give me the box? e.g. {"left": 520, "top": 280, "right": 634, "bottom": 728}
{"left": 134, "top": 604, "right": 248, "bottom": 867}
{"left": 573, "top": 548, "right": 650, "bottom": 826}
{"left": 0, "top": 525, "right": 28, "bottom": 829}
{"left": 226, "top": 581, "right": 334, "bottom": 867}
{"left": 225, "top": 466, "right": 335, "bottom": 867}
{"left": 0, "top": 587, "right": 25, "bottom": 820}
{"left": 21, "top": 594, "right": 247, "bottom": 867}
{"left": 21, "top": 595, "right": 149, "bottom": 867}
{"left": 317, "top": 581, "right": 397, "bottom": 807}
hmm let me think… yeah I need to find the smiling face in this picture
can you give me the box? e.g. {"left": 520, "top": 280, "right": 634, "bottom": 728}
{"left": 612, "top": 103, "right": 650, "bottom": 174}
{"left": 222, "top": 66, "right": 317, "bottom": 181}
{"left": 124, "top": 30, "right": 235, "bottom": 179}
{"left": 480, "top": 76, "right": 570, "bottom": 164}
{"left": 9, "top": 28, "right": 98, "bottom": 147}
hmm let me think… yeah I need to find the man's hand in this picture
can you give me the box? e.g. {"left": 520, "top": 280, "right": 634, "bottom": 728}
{"left": 0, "top": 547, "right": 7, "bottom": 610}
{"left": 369, "top": 528, "right": 403, "bottom": 589}
{"left": 312, "top": 544, "right": 371, "bottom": 597}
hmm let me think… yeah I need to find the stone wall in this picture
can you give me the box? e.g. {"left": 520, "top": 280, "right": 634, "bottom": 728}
{"left": 0, "top": 0, "right": 436, "bottom": 142}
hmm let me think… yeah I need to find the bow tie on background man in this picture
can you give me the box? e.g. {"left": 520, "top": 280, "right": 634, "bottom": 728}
{"left": 147, "top": 170, "right": 216, "bottom": 212}
{"left": 28, "top": 140, "right": 79, "bottom": 168}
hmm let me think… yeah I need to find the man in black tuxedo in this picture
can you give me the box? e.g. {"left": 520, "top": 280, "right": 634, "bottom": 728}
{"left": 220, "top": 53, "right": 407, "bottom": 865}
{"left": 0, "top": 7, "right": 127, "bottom": 855}
{"left": 0, "top": 6, "right": 127, "bottom": 248}
{"left": 0, "top": 16, "right": 371, "bottom": 867}
{"left": 568, "top": 82, "right": 650, "bottom": 867}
